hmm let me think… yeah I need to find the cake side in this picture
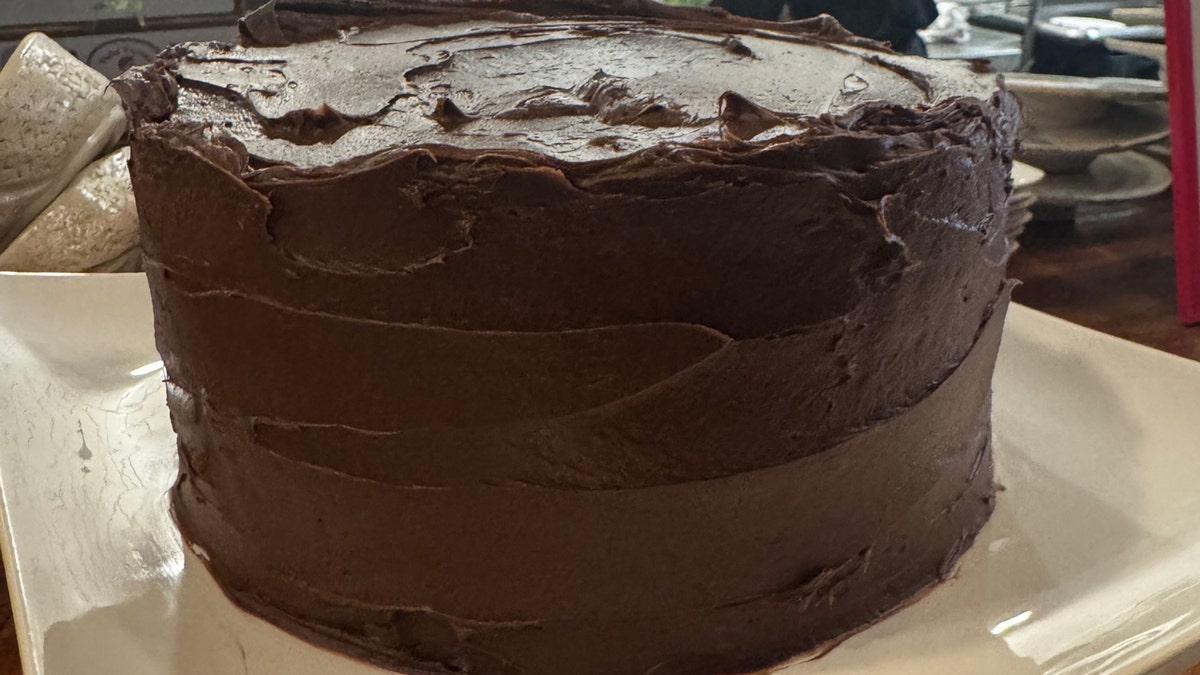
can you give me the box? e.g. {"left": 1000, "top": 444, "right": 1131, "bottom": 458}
{"left": 124, "top": 96, "right": 1016, "bottom": 488}
{"left": 116, "top": 2, "right": 1017, "bottom": 674}
{"left": 170, "top": 293, "right": 1007, "bottom": 675}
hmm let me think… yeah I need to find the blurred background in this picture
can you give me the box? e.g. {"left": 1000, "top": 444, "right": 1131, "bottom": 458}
{"left": 0, "top": 0, "right": 1193, "bottom": 673}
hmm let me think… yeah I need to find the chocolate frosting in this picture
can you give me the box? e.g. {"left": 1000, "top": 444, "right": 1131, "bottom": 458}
{"left": 116, "top": 1, "right": 1017, "bottom": 673}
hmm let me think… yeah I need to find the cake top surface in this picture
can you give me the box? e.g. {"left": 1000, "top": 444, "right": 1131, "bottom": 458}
{"left": 117, "top": 0, "right": 1002, "bottom": 167}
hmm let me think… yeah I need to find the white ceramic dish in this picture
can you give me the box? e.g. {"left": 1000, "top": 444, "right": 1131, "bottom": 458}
{"left": 1006, "top": 208, "right": 1034, "bottom": 240}
{"left": 1004, "top": 73, "right": 1167, "bottom": 106}
{"left": 1013, "top": 161, "right": 1047, "bottom": 191}
{"left": 1019, "top": 103, "right": 1169, "bottom": 174}
{"left": 1010, "top": 191, "right": 1038, "bottom": 211}
{"left": 1046, "top": 16, "right": 1130, "bottom": 40}
{"left": 1141, "top": 141, "right": 1172, "bottom": 163}
{"left": 2, "top": 273, "right": 1200, "bottom": 675}
{"left": 1029, "top": 151, "right": 1172, "bottom": 207}
{"left": 1006, "top": 73, "right": 1168, "bottom": 174}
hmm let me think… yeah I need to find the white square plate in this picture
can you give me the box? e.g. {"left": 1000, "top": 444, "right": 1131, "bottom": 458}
{"left": 1, "top": 273, "right": 1199, "bottom": 675}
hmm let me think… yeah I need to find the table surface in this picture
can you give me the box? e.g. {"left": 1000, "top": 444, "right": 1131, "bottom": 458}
{"left": 0, "top": 194, "right": 1195, "bottom": 674}
{"left": 1012, "top": 195, "right": 1199, "bottom": 360}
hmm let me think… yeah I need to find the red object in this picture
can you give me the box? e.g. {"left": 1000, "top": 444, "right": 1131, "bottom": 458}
{"left": 1166, "top": 0, "right": 1200, "bottom": 324}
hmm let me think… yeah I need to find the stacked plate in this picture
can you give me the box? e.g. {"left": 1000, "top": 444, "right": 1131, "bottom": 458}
{"left": 1103, "top": 14, "right": 1169, "bottom": 164}
{"left": 1007, "top": 161, "right": 1044, "bottom": 241}
{"left": 1006, "top": 73, "right": 1172, "bottom": 213}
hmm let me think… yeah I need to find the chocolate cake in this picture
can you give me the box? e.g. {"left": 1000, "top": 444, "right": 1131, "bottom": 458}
{"left": 114, "top": 2, "right": 1018, "bottom": 673}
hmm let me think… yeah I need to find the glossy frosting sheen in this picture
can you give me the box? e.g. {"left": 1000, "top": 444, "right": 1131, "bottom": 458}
{"left": 128, "top": 2, "right": 1000, "bottom": 167}
{"left": 115, "top": 1, "right": 1018, "bottom": 673}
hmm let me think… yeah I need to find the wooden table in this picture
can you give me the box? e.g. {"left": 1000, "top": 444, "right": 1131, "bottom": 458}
{"left": 0, "top": 194, "right": 1194, "bottom": 674}
{"left": 1012, "top": 194, "right": 1200, "bottom": 360}
{"left": 0, "top": 583, "right": 16, "bottom": 675}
